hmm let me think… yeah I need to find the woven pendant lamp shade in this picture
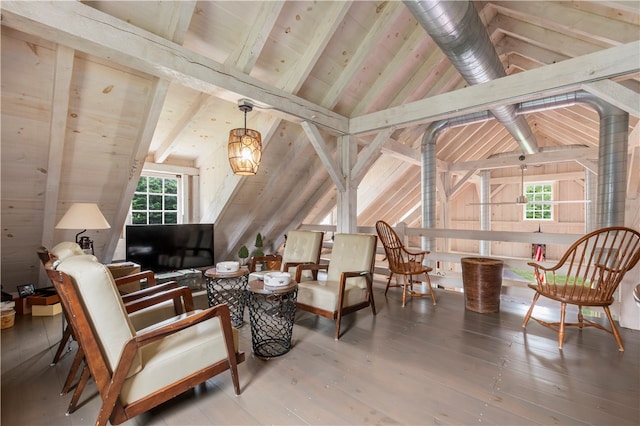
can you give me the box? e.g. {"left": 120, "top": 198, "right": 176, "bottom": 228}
{"left": 228, "top": 128, "right": 262, "bottom": 175}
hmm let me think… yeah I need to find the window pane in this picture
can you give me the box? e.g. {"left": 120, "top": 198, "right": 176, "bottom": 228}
{"left": 132, "top": 193, "right": 147, "bottom": 210}
{"left": 164, "top": 179, "right": 178, "bottom": 194}
{"left": 148, "top": 177, "right": 163, "bottom": 194}
{"left": 132, "top": 212, "right": 147, "bottom": 224}
{"left": 149, "top": 195, "right": 163, "bottom": 211}
{"left": 164, "top": 195, "right": 177, "bottom": 211}
{"left": 136, "top": 176, "right": 147, "bottom": 192}
{"left": 164, "top": 212, "right": 178, "bottom": 224}
{"left": 149, "top": 212, "right": 163, "bottom": 224}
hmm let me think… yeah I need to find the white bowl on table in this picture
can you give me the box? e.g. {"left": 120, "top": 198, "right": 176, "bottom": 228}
{"left": 216, "top": 261, "right": 240, "bottom": 273}
{"left": 263, "top": 272, "right": 291, "bottom": 288}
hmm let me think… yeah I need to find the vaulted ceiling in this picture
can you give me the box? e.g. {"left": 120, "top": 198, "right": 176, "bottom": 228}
{"left": 1, "top": 1, "right": 638, "bottom": 289}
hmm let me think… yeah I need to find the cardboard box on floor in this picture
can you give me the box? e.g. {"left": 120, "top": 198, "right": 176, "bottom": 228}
{"left": 32, "top": 303, "right": 62, "bottom": 316}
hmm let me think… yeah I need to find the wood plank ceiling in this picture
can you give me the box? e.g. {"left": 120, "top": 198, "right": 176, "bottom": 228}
{"left": 1, "top": 1, "right": 638, "bottom": 290}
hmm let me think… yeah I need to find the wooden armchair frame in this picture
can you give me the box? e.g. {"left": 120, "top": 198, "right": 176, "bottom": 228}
{"left": 62, "top": 281, "right": 193, "bottom": 414}
{"left": 39, "top": 245, "right": 203, "bottom": 415}
{"left": 47, "top": 259, "right": 244, "bottom": 426}
{"left": 376, "top": 220, "right": 436, "bottom": 307}
{"left": 522, "top": 226, "right": 640, "bottom": 351}
{"left": 38, "top": 244, "right": 160, "bottom": 367}
{"left": 295, "top": 233, "right": 377, "bottom": 340}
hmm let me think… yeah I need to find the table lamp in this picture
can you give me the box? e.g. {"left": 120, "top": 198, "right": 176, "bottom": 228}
{"left": 55, "top": 203, "right": 111, "bottom": 254}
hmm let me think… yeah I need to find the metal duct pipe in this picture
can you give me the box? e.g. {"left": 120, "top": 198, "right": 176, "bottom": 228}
{"left": 583, "top": 96, "right": 628, "bottom": 228}
{"left": 585, "top": 170, "right": 596, "bottom": 232}
{"left": 517, "top": 91, "right": 628, "bottom": 227}
{"left": 405, "top": 0, "right": 539, "bottom": 155}
{"left": 420, "top": 90, "right": 628, "bottom": 244}
{"left": 421, "top": 123, "right": 438, "bottom": 253}
{"left": 479, "top": 170, "right": 491, "bottom": 255}
{"left": 421, "top": 112, "right": 494, "bottom": 251}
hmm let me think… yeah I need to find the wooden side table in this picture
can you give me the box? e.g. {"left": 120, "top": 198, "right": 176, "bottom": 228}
{"left": 204, "top": 267, "right": 249, "bottom": 328}
{"left": 247, "top": 280, "right": 298, "bottom": 358}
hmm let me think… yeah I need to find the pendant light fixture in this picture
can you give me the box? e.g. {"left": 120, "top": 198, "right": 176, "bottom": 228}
{"left": 228, "top": 99, "right": 262, "bottom": 175}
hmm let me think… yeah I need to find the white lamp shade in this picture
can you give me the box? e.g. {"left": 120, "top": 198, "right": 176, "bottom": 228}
{"left": 55, "top": 203, "right": 111, "bottom": 230}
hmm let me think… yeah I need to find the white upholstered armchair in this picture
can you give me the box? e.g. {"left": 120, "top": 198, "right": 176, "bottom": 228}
{"left": 250, "top": 230, "right": 324, "bottom": 281}
{"left": 295, "top": 233, "right": 377, "bottom": 340}
{"left": 48, "top": 255, "right": 244, "bottom": 426}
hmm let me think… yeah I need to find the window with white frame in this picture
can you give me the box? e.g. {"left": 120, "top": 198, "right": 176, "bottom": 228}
{"left": 524, "top": 182, "right": 553, "bottom": 220}
{"left": 130, "top": 174, "right": 181, "bottom": 224}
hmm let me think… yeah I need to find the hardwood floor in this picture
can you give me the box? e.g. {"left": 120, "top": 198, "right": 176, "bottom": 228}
{"left": 2, "top": 281, "right": 639, "bottom": 425}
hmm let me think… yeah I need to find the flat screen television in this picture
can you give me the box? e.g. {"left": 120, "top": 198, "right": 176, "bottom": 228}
{"left": 125, "top": 223, "right": 214, "bottom": 273}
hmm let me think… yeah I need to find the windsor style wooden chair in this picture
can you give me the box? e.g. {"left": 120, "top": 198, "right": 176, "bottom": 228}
{"left": 376, "top": 220, "right": 436, "bottom": 307}
{"left": 523, "top": 226, "right": 640, "bottom": 351}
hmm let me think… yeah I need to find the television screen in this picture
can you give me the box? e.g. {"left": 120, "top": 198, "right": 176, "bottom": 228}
{"left": 125, "top": 224, "right": 214, "bottom": 273}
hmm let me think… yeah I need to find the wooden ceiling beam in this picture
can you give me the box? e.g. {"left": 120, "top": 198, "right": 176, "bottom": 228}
{"left": 491, "top": 1, "right": 638, "bottom": 47}
{"left": 0, "top": 0, "right": 348, "bottom": 134}
{"left": 490, "top": 15, "right": 608, "bottom": 57}
{"left": 224, "top": 1, "right": 284, "bottom": 74}
{"left": 320, "top": 1, "right": 404, "bottom": 110}
{"left": 351, "top": 23, "right": 428, "bottom": 116}
{"left": 582, "top": 80, "right": 640, "bottom": 117}
{"left": 107, "top": 78, "right": 173, "bottom": 262}
{"left": 449, "top": 147, "right": 598, "bottom": 172}
{"left": 301, "top": 122, "right": 345, "bottom": 192}
{"left": 42, "top": 45, "right": 74, "bottom": 251}
{"left": 496, "top": 37, "right": 569, "bottom": 65}
{"left": 350, "top": 41, "right": 640, "bottom": 135}
{"left": 154, "top": 92, "right": 211, "bottom": 163}
{"left": 222, "top": 2, "right": 352, "bottom": 259}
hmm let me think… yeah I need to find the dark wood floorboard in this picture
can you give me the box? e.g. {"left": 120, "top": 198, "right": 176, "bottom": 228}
{"left": 2, "top": 281, "right": 638, "bottom": 425}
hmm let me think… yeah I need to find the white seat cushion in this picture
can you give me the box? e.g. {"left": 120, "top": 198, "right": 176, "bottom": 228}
{"left": 296, "top": 233, "right": 376, "bottom": 312}
{"left": 297, "top": 280, "right": 368, "bottom": 312}
{"left": 120, "top": 314, "right": 235, "bottom": 404}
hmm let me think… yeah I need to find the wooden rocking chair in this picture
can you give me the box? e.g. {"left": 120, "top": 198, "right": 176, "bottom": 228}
{"left": 523, "top": 226, "right": 640, "bottom": 351}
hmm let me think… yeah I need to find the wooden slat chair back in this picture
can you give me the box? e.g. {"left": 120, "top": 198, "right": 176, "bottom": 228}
{"left": 523, "top": 226, "right": 640, "bottom": 351}
{"left": 295, "top": 233, "right": 377, "bottom": 340}
{"left": 47, "top": 254, "right": 243, "bottom": 426}
{"left": 250, "top": 230, "right": 324, "bottom": 281}
{"left": 375, "top": 220, "right": 437, "bottom": 307}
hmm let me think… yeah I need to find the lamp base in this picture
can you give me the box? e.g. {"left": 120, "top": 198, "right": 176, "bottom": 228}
{"left": 78, "top": 236, "right": 94, "bottom": 255}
